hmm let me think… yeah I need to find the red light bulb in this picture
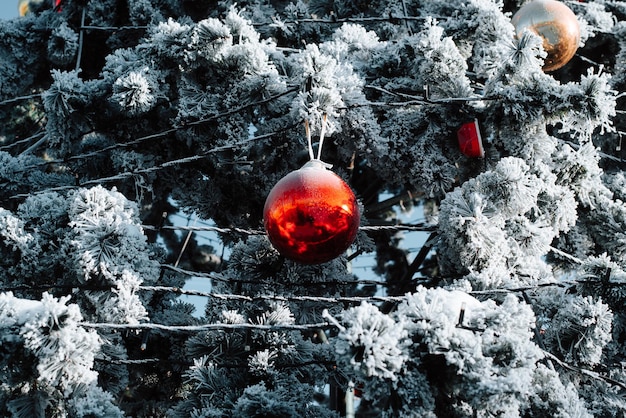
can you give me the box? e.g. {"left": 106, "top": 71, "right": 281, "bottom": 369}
{"left": 457, "top": 119, "right": 484, "bottom": 158}
{"left": 263, "top": 160, "right": 360, "bottom": 264}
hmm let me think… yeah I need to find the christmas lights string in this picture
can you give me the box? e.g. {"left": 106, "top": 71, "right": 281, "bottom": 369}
{"left": 148, "top": 277, "right": 621, "bottom": 300}
{"left": 7, "top": 129, "right": 284, "bottom": 200}
{"left": 366, "top": 85, "right": 500, "bottom": 105}
{"left": 260, "top": 15, "right": 434, "bottom": 26}
{"left": 0, "top": 283, "right": 415, "bottom": 328}
{"left": 69, "top": 281, "right": 612, "bottom": 329}
{"left": 69, "top": 15, "right": 436, "bottom": 35}
{"left": 1, "top": 87, "right": 497, "bottom": 175}
{"left": 94, "top": 355, "right": 337, "bottom": 370}
{"left": 12, "top": 86, "right": 300, "bottom": 171}
{"left": 139, "top": 286, "right": 408, "bottom": 305}
{"left": 73, "top": 281, "right": 626, "bottom": 392}
{"left": 82, "top": 321, "right": 332, "bottom": 333}
{"left": 11, "top": 261, "right": 617, "bottom": 299}
{"left": 5, "top": 99, "right": 626, "bottom": 207}
{"left": 0, "top": 279, "right": 555, "bottom": 302}
{"left": 4, "top": 87, "right": 626, "bottom": 189}
{"left": 9, "top": 127, "right": 620, "bottom": 202}
{"left": 0, "top": 44, "right": 615, "bottom": 268}
{"left": 161, "top": 263, "right": 397, "bottom": 288}
{"left": 0, "top": 12, "right": 621, "bottom": 418}
{"left": 5, "top": 271, "right": 620, "bottom": 306}
{"left": 4, "top": 248, "right": 621, "bottom": 347}
{"left": 0, "top": 249, "right": 623, "bottom": 391}
{"left": 4, "top": 101, "right": 626, "bottom": 204}
{"left": 143, "top": 223, "right": 436, "bottom": 235}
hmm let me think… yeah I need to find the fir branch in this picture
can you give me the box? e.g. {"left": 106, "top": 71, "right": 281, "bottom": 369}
{"left": 0, "top": 131, "right": 46, "bottom": 151}
{"left": 183, "top": 87, "right": 299, "bottom": 128}
{"left": 0, "top": 93, "right": 43, "bottom": 106}
{"left": 19, "top": 88, "right": 300, "bottom": 172}
{"left": 19, "top": 135, "right": 48, "bottom": 156}
{"left": 365, "top": 190, "right": 423, "bottom": 215}
{"left": 550, "top": 245, "right": 584, "bottom": 264}
{"left": 542, "top": 350, "right": 626, "bottom": 391}
{"left": 10, "top": 132, "right": 280, "bottom": 200}
{"left": 366, "top": 85, "right": 499, "bottom": 105}
{"left": 558, "top": 137, "right": 626, "bottom": 165}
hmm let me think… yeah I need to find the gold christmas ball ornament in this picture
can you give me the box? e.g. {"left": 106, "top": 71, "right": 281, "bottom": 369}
{"left": 18, "top": 0, "right": 60, "bottom": 16}
{"left": 18, "top": 0, "right": 32, "bottom": 16}
{"left": 512, "top": 0, "right": 580, "bottom": 71}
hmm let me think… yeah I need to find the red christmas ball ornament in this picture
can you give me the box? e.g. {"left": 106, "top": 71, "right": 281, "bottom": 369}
{"left": 457, "top": 119, "right": 484, "bottom": 158}
{"left": 263, "top": 160, "right": 360, "bottom": 264}
{"left": 512, "top": 0, "right": 580, "bottom": 72}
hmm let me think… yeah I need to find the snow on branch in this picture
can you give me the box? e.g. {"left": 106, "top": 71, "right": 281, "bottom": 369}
{"left": 0, "top": 292, "right": 122, "bottom": 416}
{"left": 1, "top": 1, "right": 626, "bottom": 416}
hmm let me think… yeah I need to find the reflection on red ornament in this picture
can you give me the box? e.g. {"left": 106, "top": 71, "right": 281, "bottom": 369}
{"left": 457, "top": 119, "right": 484, "bottom": 158}
{"left": 263, "top": 160, "right": 360, "bottom": 264}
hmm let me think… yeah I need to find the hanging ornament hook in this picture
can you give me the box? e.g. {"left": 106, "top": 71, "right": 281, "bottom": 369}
{"left": 305, "top": 119, "right": 315, "bottom": 161}
{"left": 317, "top": 113, "right": 328, "bottom": 161}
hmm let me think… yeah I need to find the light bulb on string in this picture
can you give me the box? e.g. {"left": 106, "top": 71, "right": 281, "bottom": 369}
{"left": 263, "top": 114, "right": 361, "bottom": 264}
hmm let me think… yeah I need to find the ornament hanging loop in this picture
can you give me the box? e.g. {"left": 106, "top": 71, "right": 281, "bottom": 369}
{"left": 305, "top": 119, "right": 315, "bottom": 161}
{"left": 317, "top": 113, "right": 328, "bottom": 161}
{"left": 304, "top": 114, "right": 329, "bottom": 164}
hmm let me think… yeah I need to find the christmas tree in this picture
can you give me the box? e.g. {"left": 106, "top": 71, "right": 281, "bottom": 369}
{"left": 0, "top": 0, "right": 625, "bottom": 416}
